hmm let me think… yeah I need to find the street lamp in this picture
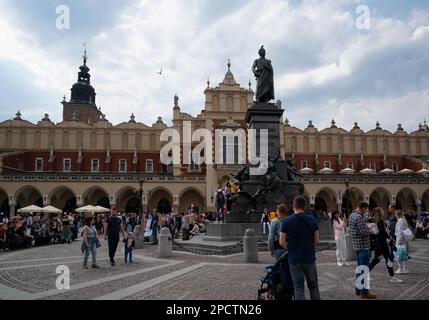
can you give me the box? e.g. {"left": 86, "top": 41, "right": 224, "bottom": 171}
{"left": 138, "top": 177, "right": 144, "bottom": 220}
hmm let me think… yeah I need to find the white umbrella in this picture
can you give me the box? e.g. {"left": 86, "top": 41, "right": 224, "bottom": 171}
{"left": 399, "top": 168, "right": 414, "bottom": 175}
{"left": 75, "top": 205, "right": 97, "bottom": 213}
{"left": 360, "top": 168, "right": 375, "bottom": 175}
{"left": 40, "top": 205, "right": 62, "bottom": 214}
{"left": 319, "top": 167, "right": 334, "bottom": 174}
{"left": 300, "top": 167, "right": 314, "bottom": 174}
{"left": 417, "top": 168, "right": 429, "bottom": 174}
{"left": 380, "top": 168, "right": 393, "bottom": 174}
{"left": 92, "top": 205, "right": 111, "bottom": 213}
{"left": 340, "top": 168, "right": 355, "bottom": 174}
{"left": 17, "top": 205, "right": 42, "bottom": 213}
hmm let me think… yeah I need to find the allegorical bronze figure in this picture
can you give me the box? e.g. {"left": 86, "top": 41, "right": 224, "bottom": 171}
{"left": 252, "top": 46, "right": 274, "bottom": 103}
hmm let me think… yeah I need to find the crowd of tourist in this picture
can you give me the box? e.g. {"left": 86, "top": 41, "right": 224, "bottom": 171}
{"left": 0, "top": 211, "right": 80, "bottom": 251}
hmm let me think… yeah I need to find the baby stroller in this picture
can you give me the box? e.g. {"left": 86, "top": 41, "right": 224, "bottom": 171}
{"left": 257, "top": 251, "right": 294, "bottom": 300}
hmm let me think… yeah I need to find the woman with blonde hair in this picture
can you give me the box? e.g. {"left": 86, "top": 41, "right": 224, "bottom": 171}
{"left": 368, "top": 207, "right": 402, "bottom": 283}
{"left": 395, "top": 210, "right": 410, "bottom": 274}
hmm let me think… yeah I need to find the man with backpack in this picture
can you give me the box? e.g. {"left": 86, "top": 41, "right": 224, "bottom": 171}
{"left": 279, "top": 196, "right": 320, "bottom": 300}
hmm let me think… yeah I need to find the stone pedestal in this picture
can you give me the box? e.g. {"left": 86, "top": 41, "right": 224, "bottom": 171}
{"left": 158, "top": 228, "right": 172, "bottom": 258}
{"left": 243, "top": 229, "right": 258, "bottom": 263}
{"left": 205, "top": 101, "right": 304, "bottom": 242}
{"left": 346, "top": 233, "right": 356, "bottom": 261}
{"left": 133, "top": 224, "right": 145, "bottom": 249}
{"left": 205, "top": 223, "right": 268, "bottom": 242}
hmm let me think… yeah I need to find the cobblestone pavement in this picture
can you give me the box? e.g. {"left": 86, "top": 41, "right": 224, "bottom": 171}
{"left": 0, "top": 238, "right": 428, "bottom": 300}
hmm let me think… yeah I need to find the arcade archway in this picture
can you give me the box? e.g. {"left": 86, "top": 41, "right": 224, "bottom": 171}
{"left": 16, "top": 186, "right": 43, "bottom": 211}
{"left": 49, "top": 186, "right": 77, "bottom": 213}
{"left": 369, "top": 187, "right": 391, "bottom": 210}
{"left": 396, "top": 188, "right": 418, "bottom": 211}
{"left": 315, "top": 187, "right": 337, "bottom": 213}
{"left": 179, "top": 188, "right": 204, "bottom": 213}
{"left": 148, "top": 188, "right": 173, "bottom": 214}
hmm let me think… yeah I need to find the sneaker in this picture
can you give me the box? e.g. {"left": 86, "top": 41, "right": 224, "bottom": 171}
{"left": 401, "top": 269, "right": 410, "bottom": 274}
{"left": 92, "top": 265, "right": 100, "bottom": 269}
{"left": 129, "top": 260, "right": 133, "bottom": 263}
{"left": 389, "top": 277, "right": 403, "bottom": 283}
{"left": 110, "top": 261, "right": 115, "bottom": 266}
{"left": 344, "top": 262, "right": 351, "bottom": 266}
{"left": 82, "top": 265, "right": 88, "bottom": 269}
{"left": 337, "top": 262, "right": 344, "bottom": 267}
{"left": 395, "top": 269, "right": 402, "bottom": 274}
{"left": 361, "top": 292, "right": 377, "bottom": 300}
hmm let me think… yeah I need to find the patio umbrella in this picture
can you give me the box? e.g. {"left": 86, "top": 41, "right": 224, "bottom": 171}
{"left": 92, "top": 205, "right": 111, "bottom": 213}
{"left": 40, "top": 205, "right": 62, "bottom": 214}
{"left": 75, "top": 205, "right": 97, "bottom": 213}
{"left": 17, "top": 205, "right": 42, "bottom": 213}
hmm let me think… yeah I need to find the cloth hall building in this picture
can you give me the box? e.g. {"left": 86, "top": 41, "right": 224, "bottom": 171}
{"left": 0, "top": 54, "right": 429, "bottom": 217}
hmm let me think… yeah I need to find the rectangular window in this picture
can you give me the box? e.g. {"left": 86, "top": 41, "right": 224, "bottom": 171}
{"left": 35, "top": 158, "right": 43, "bottom": 172}
{"left": 63, "top": 158, "right": 71, "bottom": 172}
{"left": 301, "top": 160, "right": 308, "bottom": 169}
{"left": 119, "top": 159, "right": 127, "bottom": 173}
{"left": 369, "top": 161, "right": 376, "bottom": 173}
{"left": 347, "top": 162, "right": 353, "bottom": 169}
{"left": 91, "top": 159, "right": 99, "bottom": 172}
{"left": 146, "top": 159, "right": 153, "bottom": 173}
{"left": 324, "top": 161, "right": 331, "bottom": 169}
{"left": 392, "top": 162, "right": 398, "bottom": 174}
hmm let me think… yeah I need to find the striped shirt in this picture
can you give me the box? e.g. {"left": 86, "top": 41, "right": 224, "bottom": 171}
{"left": 348, "top": 211, "right": 370, "bottom": 251}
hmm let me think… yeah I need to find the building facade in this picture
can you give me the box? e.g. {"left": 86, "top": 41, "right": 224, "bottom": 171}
{"left": 0, "top": 54, "right": 428, "bottom": 217}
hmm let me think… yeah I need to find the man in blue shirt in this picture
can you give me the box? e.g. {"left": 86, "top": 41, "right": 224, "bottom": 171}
{"left": 280, "top": 196, "right": 320, "bottom": 300}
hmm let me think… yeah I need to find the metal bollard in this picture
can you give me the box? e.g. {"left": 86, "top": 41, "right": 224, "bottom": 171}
{"left": 158, "top": 227, "right": 172, "bottom": 258}
{"left": 243, "top": 228, "right": 258, "bottom": 263}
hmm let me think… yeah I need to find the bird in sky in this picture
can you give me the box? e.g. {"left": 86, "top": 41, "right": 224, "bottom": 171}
{"left": 156, "top": 67, "right": 163, "bottom": 75}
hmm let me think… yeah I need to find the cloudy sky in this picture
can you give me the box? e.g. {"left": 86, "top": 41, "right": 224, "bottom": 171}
{"left": 0, "top": 0, "right": 428, "bottom": 132}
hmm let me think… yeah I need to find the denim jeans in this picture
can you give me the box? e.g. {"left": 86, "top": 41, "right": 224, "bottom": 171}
{"left": 125, "top": 248, "right": 133, "bottom": 262}
{"left": 355, "top": 249, "right": 371, "bottom": 295}
{"left": 288, "top": 261, "right": 321, "bottom": 300}
{"left": 152, "top": 227, "right": 158, "bottom": 243}
{"left": 83, "top": 239, "right": 97, "bottom": 267}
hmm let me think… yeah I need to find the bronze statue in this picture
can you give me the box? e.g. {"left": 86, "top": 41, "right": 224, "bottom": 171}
{"left": 252, "top": 46, "right": 274, "bottom": 103}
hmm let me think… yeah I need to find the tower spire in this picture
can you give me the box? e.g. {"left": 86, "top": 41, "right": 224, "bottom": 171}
{"left": 83, "top": 43, "right": 87, "bottom": 66}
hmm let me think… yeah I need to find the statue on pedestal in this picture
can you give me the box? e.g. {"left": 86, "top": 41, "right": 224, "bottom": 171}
{"left": 252, "top": 46, "right": 274, "bottom": 103}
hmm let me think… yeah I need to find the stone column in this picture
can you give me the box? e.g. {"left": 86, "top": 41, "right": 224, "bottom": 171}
{"left": 109, "top": 195, "right": 116, "bottom": 209}
{"left": 43, "top": 195, "right": 49, "bottom": 206}
{"left": 77, "top": 194, "right": 84, "bottom": 208}
{"left": 9, "top": 204, "right": 16, "bottom": 219}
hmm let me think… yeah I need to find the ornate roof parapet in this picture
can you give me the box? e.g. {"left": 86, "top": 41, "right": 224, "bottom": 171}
{"left": 375, "top": 121, "right": 382, "bottom": 130}
{"left": 156, "top": 116, "right": 164, "bottom": 124}
{"left": 173, "top": 94, "right": 180, "bottom": 110}
{"left": 330, "top": 119, "right": 337, "bottom": 129}
{"left": 13, "top": 111, "right": 22, "bottom": 121}
{"left": 129, "top": 113, "right": 136, "bottom": 123}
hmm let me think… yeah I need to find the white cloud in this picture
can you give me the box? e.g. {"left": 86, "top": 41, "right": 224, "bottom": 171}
{"left": 0, "top": 0, "right": 428, "bottom": 132}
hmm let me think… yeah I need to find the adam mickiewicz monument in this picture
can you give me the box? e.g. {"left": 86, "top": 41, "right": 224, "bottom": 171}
{"left": 205, "top": 46, "right": 304, "bottom": 242}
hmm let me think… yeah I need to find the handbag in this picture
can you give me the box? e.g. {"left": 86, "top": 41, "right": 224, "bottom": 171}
{"left": 403, "top": 228, "right": 413, "bottom": 241}
{"left": 396, "top": 245, "right": 408, "bottom": 261}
